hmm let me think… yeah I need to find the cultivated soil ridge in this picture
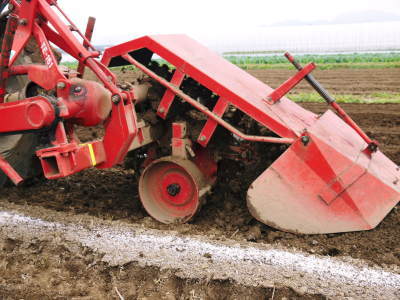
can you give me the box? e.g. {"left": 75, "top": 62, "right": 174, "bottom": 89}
{"left": 1, "top": 202, "right": 399, "bottom": 299}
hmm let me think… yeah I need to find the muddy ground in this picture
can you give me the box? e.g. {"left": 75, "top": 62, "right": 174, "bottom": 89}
{"left": 0, "top": 68, "right": 399, "bottom": 299}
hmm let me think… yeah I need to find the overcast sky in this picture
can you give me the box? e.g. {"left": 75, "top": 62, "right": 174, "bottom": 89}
{"left": 58, "top": 0, "right": 400, "bottom": 44}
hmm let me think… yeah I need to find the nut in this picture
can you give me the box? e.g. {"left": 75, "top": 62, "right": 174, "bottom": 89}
{"left": 112, "top": 94, "right": 121, "bottom": 104}
{"left": 18, "top": 19, "right": 27, "bottom": 26}
{"left": 301, "top": 135, "right": 310, "bottom": 146}
{"left": 56, "top": 82, "right": 66, "bottom": 90}
{"left": 73, "top": 86, "right": 83, "bottom": 93}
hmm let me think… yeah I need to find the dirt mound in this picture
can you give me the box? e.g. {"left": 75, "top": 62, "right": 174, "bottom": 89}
{"left": 0, "top": 233, "right": 320, "bottom": 299}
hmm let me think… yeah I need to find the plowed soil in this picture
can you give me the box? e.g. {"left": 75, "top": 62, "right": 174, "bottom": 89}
{"left": 248, "top": 68, "right": 400, "bottom": 95}
{"left": 1, "top": 68, "right": 399, "bottom": 299}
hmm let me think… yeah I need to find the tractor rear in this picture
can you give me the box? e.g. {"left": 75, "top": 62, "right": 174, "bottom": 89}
{"left": 0, "top": 0, "right": 398, "bottom": 234}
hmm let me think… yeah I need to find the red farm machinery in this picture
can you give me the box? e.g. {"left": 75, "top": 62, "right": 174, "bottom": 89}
{"left": 0, "top": 0, "right": 398, "bottom": 234}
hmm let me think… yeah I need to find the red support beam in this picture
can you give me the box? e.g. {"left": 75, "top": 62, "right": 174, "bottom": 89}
{"left": 157, "top": 69, "right": 185, "bottom": 119}
{"left": 265, "top": 62, "right": 316, "bottom": 104}
{"left": 77, "top": 16, "right": 96, "bottom": 78}
{"left": 197, "top": 98, "right": 229, "bottom": 147}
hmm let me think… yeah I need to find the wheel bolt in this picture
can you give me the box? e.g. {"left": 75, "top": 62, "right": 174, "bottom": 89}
{"left": 73, "top": 86, "right": 83, "bottom": 93}
{"left": 57, "top": 82, "right": 66, "bottom": 90}
{"left": 167, "top": 184, "right": 181, "bottom": 197}
{"left": 112, "top": 95, "right": 121, "bottom": 104}
{"left": 301, "top": 135, "right": 310, "bottom": 146}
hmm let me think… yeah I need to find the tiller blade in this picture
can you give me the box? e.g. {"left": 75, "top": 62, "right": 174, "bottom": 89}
{"left": 248, "top": 110, "right": 400, "bottom": 234}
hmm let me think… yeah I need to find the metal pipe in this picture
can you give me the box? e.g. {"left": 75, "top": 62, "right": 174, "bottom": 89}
{"left": 122, "top": 54, "right": 294, "bottom": 145}
{"left": 284, "top": 52, "right": 377, "bottom": 151}
{"left": 77, "top": 16, "right": 96, "bottom": 78}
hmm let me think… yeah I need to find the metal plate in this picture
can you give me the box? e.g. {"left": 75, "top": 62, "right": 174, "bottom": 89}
{"left": 247, "top": 110, "right": 400, "bottom": 234}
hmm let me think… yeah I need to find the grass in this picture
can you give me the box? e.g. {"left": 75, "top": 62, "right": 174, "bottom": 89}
{"left": 224, "top": 52, "right": 400, "bottom": 64}
{"left": 62, "top": 52, "right": 400, "bottom": 70}
{"left": 224, "top": 52, "right": 400, "bottom": 70}
{"left": 235, "top": 62, "right": 400, "bottom": 70}
{"left": 289, "top": 92, "right": 400, "bottom": 104}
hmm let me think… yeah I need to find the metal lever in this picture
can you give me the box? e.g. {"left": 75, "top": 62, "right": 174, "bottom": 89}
{"left": 77, "top": 16, "right": 96, "bottom": 78}
{"left": 285, "top": 52, "right": 378, "bottom": 153}
{"left": 285, "top": 52, "right": 336, "bottom": 103}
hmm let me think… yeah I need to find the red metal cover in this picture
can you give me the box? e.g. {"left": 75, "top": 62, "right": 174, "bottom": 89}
{"left": 102, "top": 34, "right": 317, "bottom": 139}
{"left": 247, "top": 110, "right": 400, "bottom": 234}
{"left": 103, "top": 34, "right": 400, "bottom": 234}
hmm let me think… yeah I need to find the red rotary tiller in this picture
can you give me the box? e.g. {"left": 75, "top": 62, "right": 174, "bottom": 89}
{"left": 0, "top": 0, "right": 398, "bottom": 234}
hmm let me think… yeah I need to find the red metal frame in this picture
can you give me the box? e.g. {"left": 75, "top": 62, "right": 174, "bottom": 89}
{"left": 0, "top": 0, "right": 136, "bottom": 181}
{"left": 102, "top": 35, "right": 399, "bottom": 234}
{"left": 0, "top": 0, "right": 396, "bottom": 234}
{"left": 121, "top": 53, "right": 294, "bottom": 145}
{"left": 197, "top": 97, "right": 229, "bottom": 147}
{"left": 77, "top": 16, "right": 96, "bottom": 78}
{"left": 283, "top": 52, "right": 378, "bottom": 153}
{"left": 265, "top": 63, "right": 315, "bottom": 104}
{"left": 157, "top": 69, "right": 185, "bottom": 119}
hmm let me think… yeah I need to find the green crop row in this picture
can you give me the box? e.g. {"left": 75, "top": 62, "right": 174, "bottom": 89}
{"left": 223, "top": 52, "right": 400, "bottom": 65}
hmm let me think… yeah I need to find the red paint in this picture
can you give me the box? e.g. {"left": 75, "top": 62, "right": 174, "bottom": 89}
{"left": 157, "top": 69, "right": 185, "bottom": 119}
{"left": 266, "top": 63, "right": 316, "bottom": 103}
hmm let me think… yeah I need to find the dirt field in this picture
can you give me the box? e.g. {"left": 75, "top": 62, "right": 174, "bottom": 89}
{"left": 248, "top": 68, "right": 400, "bottom": 95}
{"left": 0, "top": 68, "right": 399, "bottom": 299}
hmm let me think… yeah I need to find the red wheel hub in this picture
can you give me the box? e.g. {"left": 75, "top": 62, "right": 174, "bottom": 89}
{"left": 160, "top": 169, "right": 195, "bottom": 206}
{"left": 139, "top": 157, "right": 207, "bottom": 224}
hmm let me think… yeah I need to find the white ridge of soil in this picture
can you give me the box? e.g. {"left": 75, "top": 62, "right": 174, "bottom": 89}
{"left": 1, "top": 208, "right": 399, "bottom": 299}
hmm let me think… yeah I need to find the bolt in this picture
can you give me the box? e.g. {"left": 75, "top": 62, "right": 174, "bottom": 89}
{"left": 199, "top": 135, "right": 206, "bottom": 142}
{"left": 18, "top": 19, "right": 27, "bottom": 26}
{"left": 394, "top": 179, "right": 399, "bottom": 185}
{"left": 73, "top": 86, "right": 83, "bottom": 93}
{"left": 112, "top": 94, "right": 121, "bottom": 104}
{"left": 158, "top": 107, "right": 165, "bottom": 113}
{"left": 56, "top": 82, "right": 66, "bottom": 90}
{"left": 301, "top": 135, "right": 310, "bottom": 146}
{"left": 167, "top": 184, "right": 181, "bottom": 197}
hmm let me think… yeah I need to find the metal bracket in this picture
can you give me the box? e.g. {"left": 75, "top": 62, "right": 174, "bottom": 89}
{"left": 265, "top": 62, "right": 315, "bottom": 104}
{"left": 157, "top": 69, "right": 185, "bottom": 119}
{"left": 197, "top": 97, "right": 229, "bottom": 147}
{"left": 172, "top": 122, "right": 195, "bottom": 159}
